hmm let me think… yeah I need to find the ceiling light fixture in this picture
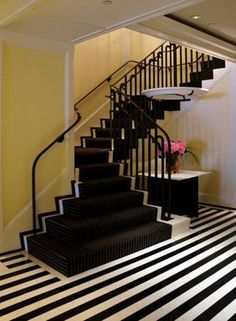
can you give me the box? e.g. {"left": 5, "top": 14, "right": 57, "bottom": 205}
{"left": 191, "top": 15, "right": 200, "bottom": 20}
{"left": 103, "top": 0, "right": 113, "bottom": 4}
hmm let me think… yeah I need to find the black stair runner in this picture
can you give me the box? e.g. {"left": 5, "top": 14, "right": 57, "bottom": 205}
{"left": 26, "top": 42, "right": 225, "bottom": 277}
{"left": 27, "top": 127, "right": 172, "bottom": 276}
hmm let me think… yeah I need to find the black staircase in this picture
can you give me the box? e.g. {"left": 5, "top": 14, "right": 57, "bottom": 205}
{"left": 24, "top": 41, "right": 225, "bottom": 277}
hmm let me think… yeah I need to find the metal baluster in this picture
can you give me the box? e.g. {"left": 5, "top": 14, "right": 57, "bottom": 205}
{"left": 179, "top": 45, "right": 182, "bottom": 85}
{"left": 185, "top": 47, "right": 188, "bottom": 84}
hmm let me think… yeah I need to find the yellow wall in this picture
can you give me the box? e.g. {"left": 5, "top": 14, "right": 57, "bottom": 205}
{"left": 74, "top": 29, "right": 236, "bottom": 207}
{"left": 2, "top": 44, "right": 67, "bottom": 226}
{"left": 74, "top": 28, "right": 164, "bottom": 142}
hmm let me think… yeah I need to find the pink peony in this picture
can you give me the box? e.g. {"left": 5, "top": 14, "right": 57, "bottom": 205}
{"left": 163, "top": 139, "right": 187, "bottom": 155}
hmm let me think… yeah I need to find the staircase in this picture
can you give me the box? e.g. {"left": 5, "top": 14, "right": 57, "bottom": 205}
{"left": 24, "top": 42, "right": 225, "bottom": 277}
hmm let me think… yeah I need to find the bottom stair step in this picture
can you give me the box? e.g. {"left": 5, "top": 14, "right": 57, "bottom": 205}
{"left": 27, "top": 222, "right": 171, "bottom": 276}
{"left": 46, "top": 205, "right": 158, "bottom": 243}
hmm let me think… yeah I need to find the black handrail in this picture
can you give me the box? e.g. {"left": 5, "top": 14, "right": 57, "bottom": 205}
{"left": 32, "top": 110, "right": 81, "bottom": 234}
{"left": 112, "top": 42, "right": 167, "bottom": 88}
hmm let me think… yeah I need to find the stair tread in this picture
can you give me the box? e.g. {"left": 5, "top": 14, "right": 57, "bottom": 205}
{"left": 77, "top": 163, "right": 120, "bottom": 180}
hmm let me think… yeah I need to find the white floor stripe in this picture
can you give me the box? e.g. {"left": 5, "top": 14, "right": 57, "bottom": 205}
{"left": 138, "top": 262, "right": 235, "bottom": 321}
{"left": 1, "top": 256, "right": 29, "bottom": 266}
{"left": 176, "top": 277, "right": 236, "bottom": 321}
{"left": 1, "top": 273, "right": 58, "bottom": 297}
{"left": 190, "top": 210, "right": 232, "bottom": 227}
{"left": 66, "top": 245, "right": 236, "bottom": 321}
{"left": 14, "top": 237, "right": 235, "bottom": 321}
{"left": 0, "top": 262, "right": 38, "bottom": 275}
{"left": 195, "top": 208, "right": 221, "bottom": 217}
{"left": 0, "top": 267, "right": 45, "bottom": 286}
{"left": 2, "top": 222, "right": 234, "bottom": 312}
{"left": 211, "top": 300, "right": 236, "bottom": 321}
{"left": 188, "top": 213, "right": 235, "bottom": 234}
{"left": 2, "top": 223, "right": 234, "bottom": 314}
{"left": 1, "top": 208, "right": 235, "bottom": 321}
{"left": 0, "top": 252, "right": 23, "bottom": 260}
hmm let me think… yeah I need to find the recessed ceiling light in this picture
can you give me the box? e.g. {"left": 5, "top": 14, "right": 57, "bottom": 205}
{"left": 191, "top": 15, "right": 200, "bottom": 20}
{"left": 103, "top": 0, "right": 113, "bottom": 4}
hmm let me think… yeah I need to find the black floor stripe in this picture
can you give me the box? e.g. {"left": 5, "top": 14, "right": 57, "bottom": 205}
{"left": 122, "top": 261, "right": 236, "bottom": 321}
{"left": 0, "top": 254, "right": 25, "bottom": 263}
{"left": 191, "top": 209, "right": 230, "bottom": 224}
{"left": 65, "top": 248, "right": 236, "bottom": 321}
{"left": 193, "top": 288, "right": 236, "bottom": 321}
{"left": 7, "top": 259, "right": 32, "bottom": 269}
{"left": 191, "top": 211, "right": 234, "bottom": 229}
{"left": 0, "top": 271, "right": 50, "bottom": 291}
{"left": 7, "top": 235, "right": 235, "bottom": 320}
{"left": 2, "top": 223, "right": 234, "bottom": 315}
{"left": 156, "top": 269, "right": 236, "bottom": 321}
{"left": 0, "top": 248, "right": 22, "bottom": 256}
{"left": 196, "top": 208, "right": 220, "bottom": 215}
{"left": 1, "top": 277, "right": 60, "bottom": 302}
{"left": 227, "top": 313, "right": 236, "bottom": 321}
{"left": 0, "top": 265, "right": 40, "bottom": 280}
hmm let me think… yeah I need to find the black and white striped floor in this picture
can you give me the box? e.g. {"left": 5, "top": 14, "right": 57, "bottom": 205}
{"left": 1, "top": 205, "right": 235, "bottom": 321}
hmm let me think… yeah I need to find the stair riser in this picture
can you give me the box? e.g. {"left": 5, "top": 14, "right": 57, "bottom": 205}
{"left": 45, "top": 208, "right": 157, "bottom": 243}
{"left": 74, "top": 148, "right": 109, "bottom": 166}
{"left": 28, "top": 223, "right": 171, "bottom": 276}
{"left": 78, "top": 164, "right": 120, "bottom": 180}
{"left": 62, "top": 192, "right": 144, "bottom": 218}
{"left": 78, "top": 177, "right": 131, "bottom": 197}
{"left": 83, "top": 138, "right": 112, "bottom": 149}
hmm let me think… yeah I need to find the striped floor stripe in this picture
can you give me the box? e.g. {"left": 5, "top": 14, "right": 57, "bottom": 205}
{"left": 0, "top": 206, "right": 235, "bottom": 321}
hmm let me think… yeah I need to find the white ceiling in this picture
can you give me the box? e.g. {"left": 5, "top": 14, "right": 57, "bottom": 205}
{"left": 0, "top": 0, "right": 211, "bottom": 43}
{"left": 167, "top": 0, "right": 236, "bottom": 45}
{"left": 0, "top": 0, "right": 235, "bottom": 60}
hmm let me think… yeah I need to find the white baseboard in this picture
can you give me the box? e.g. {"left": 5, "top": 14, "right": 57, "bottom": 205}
{"left": 199, "top": 192, "right": 236, "bottom": 209}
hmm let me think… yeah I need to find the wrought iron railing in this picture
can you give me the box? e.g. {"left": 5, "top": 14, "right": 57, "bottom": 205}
{"left": 112, "top": 42, "right": 211, "bottom": 94}
{"left": 110, "top": 86, "right": 172, "bottom": 220}
{"left": 110, "top": 41, "right": 215, "bottom": 220}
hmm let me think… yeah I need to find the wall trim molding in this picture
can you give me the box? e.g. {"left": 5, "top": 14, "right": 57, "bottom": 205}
{"left": 129, "top": 16, "right": 236, "bottom": 63}
{"left": 199, "top": 192, "right": 236, "bottom": 209}
{"left": 0, "top": 30, "right": 70, "bottom": 53}
{"left": 0, "top": 0, "right": 40, "bottom": 27}
{"left": 71, "top": 0, "right": 206, "bottom": 43}
{"left": 0, "top": 39, "right": 3, "bottom": 232}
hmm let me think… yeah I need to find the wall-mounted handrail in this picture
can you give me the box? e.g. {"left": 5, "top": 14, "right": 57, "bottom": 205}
{"left": 32, "top": 110, "right": 81, "bottom": 234}
{"left": 32, "top": 60, "right": 138, "bottom": 235}
{"left": 74, "top": 60, "right": 138, "bottom": 108}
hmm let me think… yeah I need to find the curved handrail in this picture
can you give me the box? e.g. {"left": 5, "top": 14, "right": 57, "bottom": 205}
{"left": 32, "top": 110, "right": 81, "bottom": 234}
{"left": 110, "top": 85, "right": 172, "bottom": 220}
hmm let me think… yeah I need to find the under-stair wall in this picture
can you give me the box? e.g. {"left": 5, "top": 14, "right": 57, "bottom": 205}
{"left": 163, "top": 61, "right": 236, "bottom": 208}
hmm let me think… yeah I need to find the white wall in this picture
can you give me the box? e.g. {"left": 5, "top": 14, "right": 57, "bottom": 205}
{"left": 163, "top": 61, "right": 236, "bottom": 208}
